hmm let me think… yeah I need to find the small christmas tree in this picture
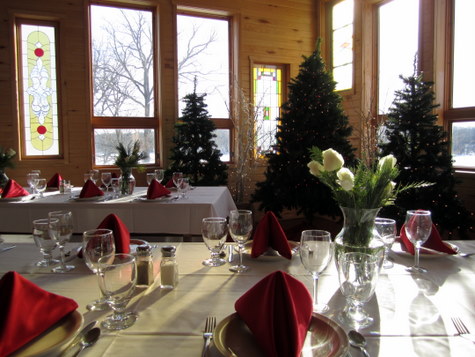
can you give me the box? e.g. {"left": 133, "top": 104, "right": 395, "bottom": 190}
{"left": 252, "top": 41, "right": 355, "bottom": 220}
{"left": 166, "top": 80, "right": 227, "bottom": 186}
{"left": 379, "top": 73, "right": 473, "bottom": 238}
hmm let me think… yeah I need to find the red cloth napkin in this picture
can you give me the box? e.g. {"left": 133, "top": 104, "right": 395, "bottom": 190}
{"left": 97, "top": 214, "right": 131, "bottom": 254}
{"left": 165, "top": 179, "right": 175, "bottom": 188}
{"left": 400, "top": 222, "right": 457, "bottom": 255}
{"left": 47, "top": 173, "right": 63, "bottom": 188}
{"left": 79, "top": 179, "right": 104, "bottom": 198}
{"left": 0, "top": 271, "right": 78, "bottom": 357}
{"left": 235, "top": 271, "right": 313, "bottom": 357}
{"left": 1, "top": 179, "right": 29, "bottom": 198}
{"left": 147, "top": 180, "right": 171, "bottom": 199}
{"left": 251, "top": 211, "right": 292, "bottom": 259}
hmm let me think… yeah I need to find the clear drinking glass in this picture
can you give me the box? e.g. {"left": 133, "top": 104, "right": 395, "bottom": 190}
{"left": 375, "top": 217, "right": 397, "bottom": 269}
{"left": 34, "top": 178, "right": 47, "bottom": 198}
{"left": 49, "top": 210, "right": 75, "bottom": 273}
{"left": 98, "top": 253, "right": 138, "bottom": 330}
{"left": 32, "top": 218, "right": 59, "bottom": 267}
{"left": 101, "top": 172, "right": 112, "bottom": 192}
{"left": 229, "top": 210, "right": 253, "bottom": 273}
{"left": 299, "top": 230, "right": 332, "bottom": 313}
{"left": 26, "top": 171, "right": 40, "bottom": 194}
{"left": 202, "top": 217, "right": 228, "bottom": 267}
{"left": 146, "top": 172, "right": 156, "bottom": 186}
{"left": 84, "top": 173, "right": 93, "bottom": 182}
{"left": 111, "top": 177, "right": 121, "bottom": 198}
{"left": 172, "top": 172, "right": 183, "bottom": 189}
{"left": 405, "top": 210, "right": 432, "bottom": 273}
{"left": 155, "top": 169, "right": 165, "bottom": 183}
{"left": 179, "top": 177, "right": 190, "bottom": 198}
{"left": 338, "top": 252, "right": 380, "bottom": 328}
{"left": 83, "top": 229, "right": 116, "bottom": 311}
{"left": 90, "top": 169, "right": 100, "bottom": 184}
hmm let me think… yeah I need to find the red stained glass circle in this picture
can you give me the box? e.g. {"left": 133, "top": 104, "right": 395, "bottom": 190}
{"left": 37, "top": 125, "right": 47, "bottom": 135}
{"left": 34, "top": 48, "right": 44, "bottom": 57}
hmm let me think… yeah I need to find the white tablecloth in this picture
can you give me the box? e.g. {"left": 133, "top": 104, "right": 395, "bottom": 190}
{"left": 0, "top": 187, "right": 237, "bottom": 235}
{"left": 1, "top": 235, "right": 474, "bottom": 356}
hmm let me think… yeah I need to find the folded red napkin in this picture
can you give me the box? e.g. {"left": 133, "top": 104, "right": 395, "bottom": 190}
{"left": 47, "top": 173, "right": 63, "bottom": 188}
{"left": 97, "top": 213, "right": 131, "bottom": 254}
{"left": 0, "top": 271, "right": 78, "bottom": 357}
{"left": 235, "top": 271, "right": 313, "bottom": 357}
{"left": 251, "top": 211, "right": 292, "bottom": 259}
{"left": 165, "top": 179, "right": 175, "bottom": 188}
{"left": 79, "top": 179, "right": 104, "bottom": 198}
{"left": 1, "top": 179, "right": 29, "bottom": 198}
{"left": 400, "top": 222, "right": 457, "bottom": 255}
{"left": 147, "top": 179, "right": 171, "bottom": 199}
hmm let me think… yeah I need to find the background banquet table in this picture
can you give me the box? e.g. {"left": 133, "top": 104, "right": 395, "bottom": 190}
{"left": 1, "top": 235, "right": 475, "bottom": 356}
{"left": 0, "top": 186, "right": 236, "bottom": 235}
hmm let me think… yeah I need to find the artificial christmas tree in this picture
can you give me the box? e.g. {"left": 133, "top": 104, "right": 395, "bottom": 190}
{"left": 379, "top": 73, "right": 473, "bottom": 238}
{"left": 252, "top": 41, "right": 355, "bottom": 220}
{"left": 166, "top": 81, "right": 227, "bottom": 186}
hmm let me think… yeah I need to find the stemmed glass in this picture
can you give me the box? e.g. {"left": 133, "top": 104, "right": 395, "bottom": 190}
{"left": 229, "top": 210, "right": 253, "bottom": 273}
{"left": 202, "top": 217, "right": 228, "bottom": 267}
{"left": 155, "top": 169, "right": 165, "bottom": 183}
{"left": 32, "top": 218, "right": 59, "bottom": 267}
{"left": 97, "top": 253, "right": 138, "bottom": 330}
{"left": 375, "top": 217, "right": 397, "bottom": 269}
{"left": 90, "top": 169, "right": 100, "bottom": 184}
{"left": 49, "top": 211, "right": 75, "bottom": 273}
{"left": 84, "top": 172, "right": 93, "bottom": 182}
{"left": 27, "top": 170, "right": 40, "bottom": 194}
{"left": 338, "top": 252, "right": 380, "bottom": 328}
{"left": 34, "top": 178, "right": 47, "bottom": 198}
{"left": 146, "top": 172, "right": 156, "bottom": 186}
{"left": 179, "top": 177, "right": 190, "bottom": 198}
{"left": 101, "top": 172, "right": 112, "bottom": 192}
{"left": 83, "top": 229, "right": 116, "bottom": 311}
{"left": 172, "top": 172, "right": 183, "bottom": 190}
{"left": 111, "top": 177, "right": 121, "bottom": 198}
{"left": 299, "top": 230, "right": 332, "bottom": 313}
{"left": 405, "top": 210, "right": 432, "bottom": 273}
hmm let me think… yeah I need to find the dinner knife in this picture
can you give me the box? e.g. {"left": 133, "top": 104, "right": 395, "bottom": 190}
{"left": 0, "top": 245, "right": 16, "bottom": 253}
{"left": 62, "top": 320, "right": 97, "bottom": 356}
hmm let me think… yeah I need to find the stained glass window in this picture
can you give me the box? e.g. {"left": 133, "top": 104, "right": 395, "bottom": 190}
{"left": 253, "top": 65, "right": 283, "bottom": 156}
{"left": 332, "top": 0, "right": 353, "bottom": 91}
{"left": 19, "top": 22, "right": 60, "bottom": 156}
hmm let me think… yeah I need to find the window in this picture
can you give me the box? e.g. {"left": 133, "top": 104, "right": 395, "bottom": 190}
{"left": 378, "top": 0, "right": 419, "bottom": 114}
{"left": 177, "top": 12, "right": 232, "bottom": 161}
{"left": 449, "top": 0, "right": 475, "bottom": 169}
{"left": 331, "top": 0, "right": 354, "bottom": 91}
{"left": 252, "top": 64, "right": 285, "bottom": 157}
{"left": 90, "top": 4, "right": 156, "bottom": 166}
{"left": 17, "top": 20, "right": 61, "bottom": 157}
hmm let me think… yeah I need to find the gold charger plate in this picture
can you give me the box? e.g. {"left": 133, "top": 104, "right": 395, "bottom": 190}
{"left": 391, "top": 240, "right": 459, "bottom": 259}
{"left": 214, "top": 313, "right": 348, "bottom": 357}
{"left": 11, "top": 310, "right": 83, "bottom": 357}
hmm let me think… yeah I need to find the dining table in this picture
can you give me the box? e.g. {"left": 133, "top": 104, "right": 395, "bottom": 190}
{"left": 0, "top": 234, "right": 475, "bottom": 356}
{"left": 0, "top": 186, "right": 237, "bottom": 235}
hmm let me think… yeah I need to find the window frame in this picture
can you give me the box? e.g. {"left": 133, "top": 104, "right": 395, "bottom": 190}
{"left": 88, "top": 2, "right": 159, "bottom": 168}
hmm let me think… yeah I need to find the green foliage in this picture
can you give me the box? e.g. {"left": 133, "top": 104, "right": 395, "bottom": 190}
{"left": 114, "top": 141, "right": 147, "bottom": 170}
{"left": 0, "top": 147, "right": 16, "bottom": 170}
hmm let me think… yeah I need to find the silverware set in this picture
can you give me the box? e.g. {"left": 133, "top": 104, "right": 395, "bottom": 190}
{"left": 202, "top": 316, "right": 216, "bottom": 357}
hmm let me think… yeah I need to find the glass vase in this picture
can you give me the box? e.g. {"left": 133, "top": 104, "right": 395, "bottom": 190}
{"left": 119, "top": 169, "right": 136, "bottom": 195}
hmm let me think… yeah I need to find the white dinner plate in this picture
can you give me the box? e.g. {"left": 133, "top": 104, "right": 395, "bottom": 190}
{"left": 11, "top": 310, "right": 83, "bottom": 357}
{"left": 136, "top": 194, "right": 177, "bottom": 202}
{"left": 214, "top": 312, "right": 348, "bottom": 357}
{"left": 391, "top": 240, "right": 459, "bottom": 259}
{"left": 71, "top": 195, "right": 105, "bottom": 202}
{"left": 0, "top": 195, "right": 33, "bottom": 202}
{"left": 240, "top": 240, "right": 299, "bottom": 261}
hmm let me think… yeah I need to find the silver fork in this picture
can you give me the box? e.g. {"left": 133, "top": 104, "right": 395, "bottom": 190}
{"left": 202, "top": 316, "right": 216, "bottom": 357}
{"left": 451, "top": 317, "right": 475, "bottom": 343}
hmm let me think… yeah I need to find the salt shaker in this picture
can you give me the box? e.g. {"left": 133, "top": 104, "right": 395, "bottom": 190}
{"left": 136, "top": 244, "right": 154, "bottom": 286}
{"left": 160, "top": 246, "right": 178, "bottom": 289}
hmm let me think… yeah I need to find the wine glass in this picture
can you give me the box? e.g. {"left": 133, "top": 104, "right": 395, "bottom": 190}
{"left": 172, "top": 172, "right": 183, "bottom": 190}
{"left": 299, "top": 230, "right": 332, "bottom": 313}
{"left": 111, "top": 177, "right": 121, "bottom": 198}
{"left": 90, "top": 169, "right": 100, "bottom": 184}
{"left": 83, "top": 229, "right": 116, "bottom": 311}
{"left": 179, "top": 177, "right": 190, "bottom": 198}
{"left": 228, "top": 210, "right": 253, "bottom": 273}
{"left": 405, "top": 210, "right": 432, "bottom": 273}
{"left": 146, "top": 172, "right": 156, "bottom": 186}
{"left": 84, "top": 172, "right": 93, "bottom": 182}
{"left": 49, "top": 210, "right": 75, "bottom": 273}
{"left": 101, "top": 172, "right": 112, "bottom": 192}
{"left": 375, "top": 217, "right": 397, "bottom": 269}
{"left": 32, "top": 218, "right": 59, "bottom": 267}
{"left": 202, "top": 217, "right": 228, "bottom": 267}
{"left": 338, "top": 252, "right": 380, "bottom": 328}
{"left": 26, "top": 171, "right": 40, "bottom": 194}
{"left": 98, "top": 253, "right": 138, "bottom": 330}
{"left": 155, "top": 169, "right": 165, "bottom": 183}
{"left": 34, "top": 178, "right": 47, "bottom": 198}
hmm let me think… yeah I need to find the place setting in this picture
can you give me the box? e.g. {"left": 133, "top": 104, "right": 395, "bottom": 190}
{"left": 135, "top": 178, "right": 178, "bottom": 202}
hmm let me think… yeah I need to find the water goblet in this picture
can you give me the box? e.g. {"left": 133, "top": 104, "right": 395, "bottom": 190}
{"left": 26, "top": 171, "right": 40, "bottom": 194}
{"left": 405, "top": 210, "right": 432, "bottom": 274}
{"left": 300, "top": 230, "right": 332, "bottom": 313}
{"left": 375, "top": 217, "right": 397, "bottom": 269}
{"left": 98, "top": 253, "right": 138, "bottom": 330}
{"left": 90, "top": 169, "right": 100, "bottom": 184}
{"left": 101, "top": 172, "right": 112, "bottom": 192}
{"left": 32, "top": 218, "right": 59, "bottom": 267}
{"left": 84, "top": 172, "right": 93, "bottom": 182}
{"left": 154, "top": 169, "right": 165, "bottom": 183}
{"left": 34, "top": 178, "right": 47, "bottom": 198}
{"left": 49, "top": 210, "right": 75, "bottom": 273}
{"left": 83, "top": 229, "right": 116, "bottom": 311}
{"left": 229, "top": 210, "right": 253, "bottom": 273}
{"left": 179, "top": 177, "right": 190, "bottom": 198}
{"left": 338, "top": 252, "right": 381, "bottom": 328}
{"left": 172, "top": 172, "right": 183, "bottom": 189}
{"left": 146, "top": 172, "right": 156, "bottom": 186}
{"left": 202, "top": 217, "right": 228, "bottom": 267}
{"left": 111, "top": 178, "right": 121, "bottom": 198}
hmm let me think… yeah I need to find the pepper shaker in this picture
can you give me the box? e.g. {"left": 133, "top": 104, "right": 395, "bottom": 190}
{"left": 136, "top": 244, "right": 154, "bottom": 286}
{"left": 160, "top": 246, "right": 178, "bottom": 289}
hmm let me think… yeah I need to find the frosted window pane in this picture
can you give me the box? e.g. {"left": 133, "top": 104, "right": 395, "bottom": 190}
{"left": 451, "top": 121, "right": 475, "bottom": 169}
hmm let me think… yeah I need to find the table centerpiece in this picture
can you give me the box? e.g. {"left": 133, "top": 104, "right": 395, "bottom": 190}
{"left": 114, "top": 141, "right": 146, "bottom": 195}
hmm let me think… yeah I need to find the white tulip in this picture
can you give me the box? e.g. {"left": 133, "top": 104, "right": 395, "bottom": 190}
{"left": 378, "top": 154, "right": 397, "bottom": 170}
{"left": 307, "top": 160, "right": 324, "bottom": 177}
{"left": 336, "top": 168, "right": 355, "bottom": 191}
{"left": 322, "top": 149, "right": 344, "bottom": 172}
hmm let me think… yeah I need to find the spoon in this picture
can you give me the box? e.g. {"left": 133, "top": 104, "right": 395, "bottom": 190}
{"left": 72, "top": 327, "right": 101, "bottom": 357}
{"left": 348, "top": 330, "right": 370, "bottom": 357}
